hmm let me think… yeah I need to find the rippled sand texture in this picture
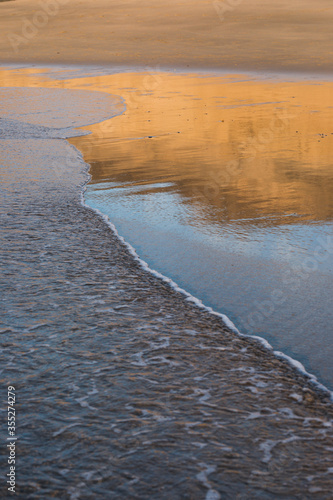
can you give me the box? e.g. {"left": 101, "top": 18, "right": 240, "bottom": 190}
{"left": 0, "top": 0, "right": 333, "bottom": 73}
{"left": 0, "top": 72, "right": 333, "bottom": 498}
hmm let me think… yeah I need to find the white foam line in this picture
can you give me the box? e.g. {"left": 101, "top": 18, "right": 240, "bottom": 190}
{"left": 73, "top": 149, "right": 333, "bottom": 404}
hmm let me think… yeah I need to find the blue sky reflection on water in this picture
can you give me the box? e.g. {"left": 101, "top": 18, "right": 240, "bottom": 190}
{"left": 86, "top": 181, "right": 333, "bottom": 388}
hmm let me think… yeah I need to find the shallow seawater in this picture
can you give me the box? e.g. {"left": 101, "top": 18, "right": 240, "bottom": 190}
{"left": 1, "top": 68, "right": 333, "bottom": 498}
{"left": 69, "top": 71, "right": 333, "bottom": 388}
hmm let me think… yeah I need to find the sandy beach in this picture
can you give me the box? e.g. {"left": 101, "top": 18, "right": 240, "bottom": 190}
{"left": 1, "top": 0, "right": 333, "bottom": 498}
{"left": 0, "top": 76, "right": 332, "bottom": 499}
{"left": 0, "top": 0, "right": 333, "bottom": 73}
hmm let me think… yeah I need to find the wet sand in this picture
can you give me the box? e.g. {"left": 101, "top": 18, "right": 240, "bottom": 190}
{"left": 0, "top": 81, "right": 333, "bottom": 498}
{"left": 1, "top": 0, "right": 333, "bottom": 495}
{"left": 0, "top": 0, "right": 333, "bottom": 74}
{"left": 2, "top": 66, "right": 331, "bottom": 387}
{"left": 72, "top": 70, "right": 333, "bottom": 388}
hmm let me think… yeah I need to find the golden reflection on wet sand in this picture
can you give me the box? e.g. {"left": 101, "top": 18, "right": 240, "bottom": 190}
{"left": 66, "top": 72, "right": 333, "bottom": 227}
{"left": 1, "top": 67, "right": 332, "bottom": 227}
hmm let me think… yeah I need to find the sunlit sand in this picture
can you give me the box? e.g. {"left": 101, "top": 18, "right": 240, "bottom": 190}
{"left": 0, "top": 0, "right": 333, "bottom": 73}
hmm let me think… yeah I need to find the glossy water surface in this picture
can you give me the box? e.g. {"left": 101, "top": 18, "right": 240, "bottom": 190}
{"left": 68, "top": 71, "right": 333, "bottom": 388}
{"left": 0, "top": 68, "right": 333, "bottom": 499}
